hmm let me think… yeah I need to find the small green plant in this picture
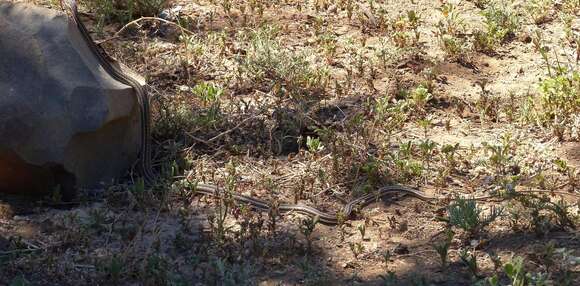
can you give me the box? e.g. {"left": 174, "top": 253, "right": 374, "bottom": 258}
{"left": 208, "top": 192, "right": 231, "bottom": 245}
{"left": 510, "top": 193, "right": 577, "bottom": 235}
{"left": 441, "top": 35, "right": 471, "bottom": 60}
{"left": 417, "top": 118, "right": 432, "bottom": 139}
{"left": 49, "top": 185, "right": 63, "bottom": 203}
{"left": 267, "top": 200, "right": 280, "bottom": 235}
{"left": 483, "top": 275, "right": 500, "bottom": 286}
{"left": 391, "top": 10, "right": 422, "bottom": 48}
{"left": 408, "top": 85, "right": 433, "bottom": 110}
{"left": 391, "top": 151, "right": 424, "bottom": 182}
{"left": 87, "top": 0, "right": 169, "bottom": 25}
{"left": 437, "top": 3, "right": 466, "bottom": 36}
{"left": 358, "top": 223, "right": 366, "bottom": 240}
{"left": 537, "top": 71, "right": 580, "bottom": 140}
{"left": 382, "top": 250, "right": 392, "bottom": 269}
{"left": 418, "top": 139, "right": 436, "bottom": 161}
{"left": 130, "top": 177, "right": 146, "bottom": 196}
{"left": 447, "top": 197, "right": 503, "bottom": 235}
{"left": 435, "top": 3, "right": 471, "bottom": 61}
{"left": 239, "top": 27, "right": 329, "bottom": 101}
{"left": 9, "top": 276, "right": 30, "bottom": 286}
{"left": 474, "top": 0, "right": 520, "bottom": 52}
{"left": 142, "top": 254, "right": 170, "bottom": 286}
{"left": 504, "top": 256, "right": 528, "bottom": 286}
{"left": 87, "top": 208, "right": 109, "bottom": 233}
{"left": 481, "top": 133, "right": 517, "bottom": 176}
{"left": 378, "top": 271, "right": 398, "bottom": 286}
{"left": 192, "top": 82, "right": 222, "bottom": 106}
{"left": 440, "top": 143, "right": 460, "bottom": 172}
{"left": 432, "top": 228, "right": 455, "bottom": 268}
{"left": 524, "top": 0, "right": 553, "bottom": 25}
{"left": 554, "top": 159, "right": 579, "bottom": 189}
{"left": 459, "top": 249, "right": 480, "bottom": 279}
{"left": 349, "top": 242, "right": 365, "bottom": 259}
{"left": 318, "top": 33, "right": 338, "bottom": 63}
{"left": 191, "top": 82, "right": 223, "bottom": 127}
{"left": 475, "top": 80, "right": 501, "bottom": 123}
{"left": 100, "top": 255, "right": 124, "bottom": 284}
{"left": 212, "top": 258, "right": 252, "bottom": 286}
{"left": 306, "top": 136, "right": 324, "bottom": 153}
{"left": 300, "top": 216, "right": 319, "bottom": 252}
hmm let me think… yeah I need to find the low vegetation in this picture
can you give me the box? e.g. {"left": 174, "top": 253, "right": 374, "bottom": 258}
{"left": 1, "top": 0, "right": 579, "bottom": 285}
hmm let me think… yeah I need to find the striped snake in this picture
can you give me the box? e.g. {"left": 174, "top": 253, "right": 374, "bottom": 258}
{"left": 63, "top": 0, "right": 578, "bottom": 225}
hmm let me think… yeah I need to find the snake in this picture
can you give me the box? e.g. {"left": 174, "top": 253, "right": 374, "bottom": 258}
{"left": 193, "top": 183, "right": 446, "bottom": 225}
{"left": 62, "top": 0, "right": 580, "bottom": 226}
{"left": 63, "top": 0, "right": 156, "bottom": 182}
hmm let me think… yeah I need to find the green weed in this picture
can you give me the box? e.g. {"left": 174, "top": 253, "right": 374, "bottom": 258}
{"left": 87, "top": 0, "right": 169, "bottom": 24}
{"left": 474, "top": 0, "right": 520, "bottom": 52}
{"left": 432, "top": 228, "right": 455, "bottom": 268}
{"left": 238, "top": 27, "right": 329, "bottom": 101}
{"left": 537, "top": 71, "right": 580, "bottom": 140}
{"left": 435, "top": 3, "right": 471, "bottom": 60}
{"left": 447, "top": 197, "right": 503, "bottom": 235}
{"left": 524, "top": 0, "right": 554, "bottom": 25}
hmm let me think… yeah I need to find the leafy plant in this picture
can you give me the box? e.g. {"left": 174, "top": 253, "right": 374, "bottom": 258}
{"left": 481, "top": 133, "right": 517, "bottom": 176}
{"left": 441, "top": 35, "right": 471, "bottom": 60}
{"left": 440, "top": 143, "right": 460, "bottom": 172}
{"left": 349, "top": 241, "right": 365, "bottom": 259}
{"left": 87, "top": 0, "right": 170, "bottom": 25}
{"left": 537, "top": 71, "right": 580, "bottom": 140}
{"left": 99, "top": 255, "right": 124, "bottom": 284}
{"left": 238, "top": 27, "right": 329, "bottom": 101}
{"left": 435, "top": 3, "right": 471, "bottom": 60}
{"left": 357, "top": 223, "right": 367, "bottom": 240}
{"left": 191, "top": 82, "right": 223, "bottom": 127}
{"left": 504, "top": 256, "right": 528, "bottom": 286}
{"left": 459, "top": 249, "right": 480, "bottom": 278}
{"left": 475, "top": 80, "right": 501, "bottom": 123}
{"left": 524, "top": 0, "right": 553, "bottom": 25}
{"left": 300, "top": 216, "right": 319, "bottom": 252}
{"left": 447, "top": 197, "right": 502, "bottom": 234}
{"left": 9, "top": 276, "right": 30, "bottom": 286}
{"left": 382, "top": 250, "right": 392, "bottom": 269}
{"left": 483, "top": 275, "right": 500, "bottom": 286}
{"left": 432, "top": 228, "right": 455, "bottom": 268}
{"left": 510, "top": 193, "right": 577, "bottom": 235}
{"left": 142, "top": 254, "right": 170, "bottom": 286}
{"left": 474, "top": 0, "right": 520, "bottom": 52}
{"left": 208, "top": 191, "right": 232, "bottom": 245}
{"left": 408, "top": 85, "right": 433, "bottom": 110}
{"left": 391, "top": 10, "right": 422, "bottom": 48}
{"left": 212, "top": 258, "right": 252, "bottom": 286}
{"left": 306, "top": 136, "right": 324, "bottom": 153}
{"left": 436, "top": 3, "right": 466, "bottom": 36}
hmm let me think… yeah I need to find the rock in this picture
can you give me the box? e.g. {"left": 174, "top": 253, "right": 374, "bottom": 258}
{"left": 327, "top": 4, "right": 337, "bottom": 13}
{"left": 0, "top": 3, "right": 142, "bottom": 198}
{"left": 159, "top": 5, "right": 183, "bottom": 21}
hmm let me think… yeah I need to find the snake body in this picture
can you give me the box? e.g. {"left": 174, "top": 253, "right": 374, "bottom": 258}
{"left": 65, "top": 0, "right": 156, "bottom": 182}
{"left": 64, "top": 1, "right": 578, "bottom": 226}
{"left": 194, "top": 183, "right": 441, "bottom": 225}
